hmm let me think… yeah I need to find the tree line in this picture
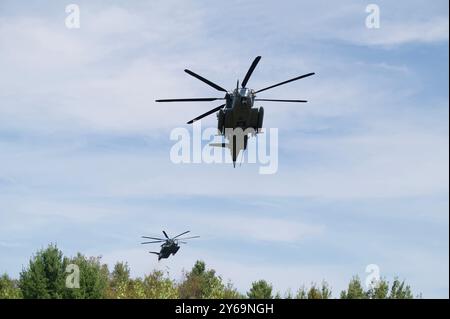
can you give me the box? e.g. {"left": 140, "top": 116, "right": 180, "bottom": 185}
{"left": 0, "top": 244, "right": 416, "bottom": 299}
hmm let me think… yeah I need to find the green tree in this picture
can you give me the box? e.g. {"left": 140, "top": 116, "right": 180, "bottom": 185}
{"left": 19, "top": 244, "right": 66, "bottom": 298}
{"left": 319, "top": 281, "right": 332, "bottom": 299}
{"left": 0, "top": 274, "right": 22, "bottom": 299}
{"left": 106, "top": 262, "right": 146, "bottom": 299}
{"left": 366, "top": 278, "right": 389, "bottom": 299}
{"left": 178, "top": 261, "right": 240, "bottom": 299}
{"left": 111, "top": 262, "right": 130, "bottom": 287}
{"left": 307, "top": 281, "right": 332, "bottom": 299}
{"left": 107, "top": 261, "right": 130, "bottom": 298}
{"left": 389, "top": 278, "right": 413, "bottom": 299}
{"left": 142, "top": 270, "right": 178, "bottom": 299}
{"left": 340, "top": 276, "right": 367, "bottom": 299}
{"left": 295, "top": 285, "right": 308, "bottom": 299}
{"left": 18, "top": 244, "right": 111, "bottom": 299}
{"left": 63, "top": 253, "right": 109, "bottom": 299}
{"left": 247, "top": 280, "right": 273, "bottom": 299}
{"left": 284, "top": 289, "right": 293, "bottom": 299}
{"left": 109, "top": 277, "right": 147, "bottom": 299}
{"left": 178, "top": 261, "right": 209, "bottom": 298}
{"left": 220, "top": 281, "right": 243, "bottom": 299}
{"left": 341, "top": 276, "right": 414, "bottom": 299}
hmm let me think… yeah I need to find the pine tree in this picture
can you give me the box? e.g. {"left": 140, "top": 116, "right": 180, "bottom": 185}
{"left": 247, "top": 280, "right": 273, "bottom": 299}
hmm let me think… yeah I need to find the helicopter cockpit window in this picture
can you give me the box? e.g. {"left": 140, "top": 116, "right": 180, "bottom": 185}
{"left": 239, "top": 88, "right": 250, "bottom": 97}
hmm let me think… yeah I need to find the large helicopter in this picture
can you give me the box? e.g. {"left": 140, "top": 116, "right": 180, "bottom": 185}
{"left": 156, "top": 56, "right": 315, "bottom": 166}
{"left": 141, "top": 230, "right": 200, "bottom": 261}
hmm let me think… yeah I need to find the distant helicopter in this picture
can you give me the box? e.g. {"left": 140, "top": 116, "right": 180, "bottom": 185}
{"left": 156, "top": 56, "right": 315, "bottom": 166}
{"left": 141, "top": 230, "right": 200, "bottom": 261}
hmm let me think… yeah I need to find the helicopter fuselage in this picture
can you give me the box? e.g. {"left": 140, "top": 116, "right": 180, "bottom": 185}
{"left": 221, "top": 88, "right": 260, "bottom": 130}
{"left": 216, "top": 88, "right": 264, "bottom": 163}
{"left": 158, "top": 240, "right": 180, "bottom": 260}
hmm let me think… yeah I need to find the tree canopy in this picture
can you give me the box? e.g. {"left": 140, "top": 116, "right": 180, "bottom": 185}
{"left": 247, "top": 280, "right": 273, "bottom": 299}
{"left": 0, "top": 244, "right": 419, "bottom": 299}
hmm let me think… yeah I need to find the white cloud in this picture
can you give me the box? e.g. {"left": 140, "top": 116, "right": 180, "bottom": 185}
{"left": 0, "top": 241, "right": 22, "bottom": 248}
{"left": 309, "top": 1, "right": 449, "bottom": 47}
{"left": 0, "top": 115, "right": 447, "bottom": 201}
{"left": 0, "top": 0, "right": 448, "bottom": 297}
{"left": 1, "top": 1, "right": 448, "bottom": 134}
{"left": 343, "top": 16, "right": 449, "bottom": 47}
{"left": 157, "top": 213, "right": 325, "bottom": 243}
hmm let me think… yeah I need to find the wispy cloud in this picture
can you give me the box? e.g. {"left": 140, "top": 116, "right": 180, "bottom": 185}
{"left": 0, "top": 0, "right": 448, "bottom": 297}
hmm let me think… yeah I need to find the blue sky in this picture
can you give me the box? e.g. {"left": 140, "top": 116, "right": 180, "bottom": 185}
{"left": 0, "top": 0, "right": 448, "bottom": 297}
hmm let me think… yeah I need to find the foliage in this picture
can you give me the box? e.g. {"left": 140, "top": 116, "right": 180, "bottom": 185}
{"left": 19, "top": 244, "right": 66, "bottom": 298}
{"left": 388, "top": 278, "right": 413, "bottom": 299}
{"left": 63, "top": 253, "right": 109, "bottom": 299}
{"left": 106, "top": 262, "right": 133, "bottom": 298}
{"left": 366, "top": 278, "right": 389, "bottom": 299}
{"left": 340, "top": 276, "right": 367, "bottom": 299}
{"left": 4, "top": 244, "right": 419, "bottom": 299}
{"left": 341, "top": 276, "right": 414, "bottom": 299}
{"left": 308, "top": 281, "right": 332, "bottom": 299}
{"left": 296, "top": 285, "right": 308, "bottom": 299}
{"left": 142, "top": 270, "right": 178, "bottom": 299}
{"left": 247, "top": 280, "right": 273, "bottom": 299}
{"left": 0, "top": 274, "right": 22, "bottom": 299}
{"left": 178, "top": 261, "right": 242, "bottom": 299}
{"left": 295, "top": 282, "right": 331, "bottom": 299}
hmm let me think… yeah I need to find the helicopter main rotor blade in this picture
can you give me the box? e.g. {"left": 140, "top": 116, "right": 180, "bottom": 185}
{"left": 176, "top": 236, "right": 200, "bottom": 240}
{"left": 141, "top": 236, "right": 165, "bottom": 241}
{"left": 172, "top": 230, "right": 190, "bottom": 239}
{"left": 141, "top": 240, "right": 165, "bottom": 244}
{"left": 254, "top": 99, "right": 308, "bottom": 103}
{"left": 155, "top": 98, "right": 224, "bottom": 102}
{"left": 241, "top": 56, "right": 261, "bottom": 88}
{"left": 187, "top": 104, "right": 225, "bottom": 124}
{"left": 184, "top": 69, "right": 228, "bottom": 92}
{"left": 162, "top": 231, "right": 170, "bottom": 239}
{"left": 255, "top": 72, "right": 315, "bottom": 93}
